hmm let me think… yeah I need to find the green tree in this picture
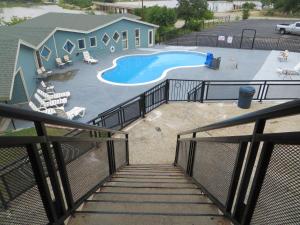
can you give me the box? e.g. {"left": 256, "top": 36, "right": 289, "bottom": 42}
{"left": 177, "top": 0, "right": 211, "bottom": 21}
{"left": 272, "top": 0, "right": 300, "bottom": 14}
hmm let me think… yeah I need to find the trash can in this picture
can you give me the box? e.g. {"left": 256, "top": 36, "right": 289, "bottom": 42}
{"left": 238, "top": 86, "right": 255, "bottom": 109}
{"left": 210, "top": 57, "right": 221, "bottom": 70}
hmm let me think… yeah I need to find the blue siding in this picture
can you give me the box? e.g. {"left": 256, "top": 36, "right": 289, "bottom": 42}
{"left": 10, "top": 71, "right": 28, "bottom": 104}
{"left": 40, "top": 19, "right": 156, "bottom": 70}
{"left": 16, "top": 45, "right": 37, "bottom": 98}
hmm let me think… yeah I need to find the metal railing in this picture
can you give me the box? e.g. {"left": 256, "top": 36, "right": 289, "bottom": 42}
{"left": 175, "top": 99, "right": 300, "bottom": 225}
{"left": 0, "top": 104, "right": 129, "bottom": 225}
{"left": 89, "top": 79, "right": 300, "bottom": 129}
{"left": 165, "top": 34, "right": 300, "bottom": 52}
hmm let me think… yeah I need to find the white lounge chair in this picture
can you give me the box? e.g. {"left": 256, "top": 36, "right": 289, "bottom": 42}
{"left": 83, "top": 51, "right": 98, "bottom": 64}
{"left": 277, "top": 62, "right": 300, "bottom": 79}
{"left": 41, "top": 67, "right": 53, "bottom": 75}
{"left": 56, "top": 58, "right": 65, "bottom": 68}
{"left": 37, "top": 89, "right": 70, "bottom": 101}
{"left": 63, "top": 55, "right": 73, "bottom": 65}
{"left": 35, "top": 93, "right": 67, "bottom": 108}
{"left": 66, "top": 107, "right": 86, "bottom": 120}
{"left": 41, "top": 81, "right": 55, "bottom": 93}
{"left": 29, "top": 101, "right": 57, "bottom": 115}
{"left": 278, "top": 50, "right": 289, "bottom": 62}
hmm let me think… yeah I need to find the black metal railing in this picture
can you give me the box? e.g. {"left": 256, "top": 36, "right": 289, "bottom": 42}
{"left": 174, "top": 99, "right": 300, "bottom": 225}
{"left": 165, "top": 34, "right": 300, "bottom": 52}
{"left": 89, "top": 79, "right": 300, "bottom": 130}
{"left": 0, "top": 104, "right": 129, "bottom": 225}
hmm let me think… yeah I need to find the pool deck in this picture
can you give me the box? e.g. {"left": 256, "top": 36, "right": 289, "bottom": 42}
{"left": 43, "top": 46, "right": 274, "bottom": 123}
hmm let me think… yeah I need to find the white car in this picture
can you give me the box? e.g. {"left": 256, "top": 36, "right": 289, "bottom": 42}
{"left": 276, "top": 22, "right": 300, "bottom": 35}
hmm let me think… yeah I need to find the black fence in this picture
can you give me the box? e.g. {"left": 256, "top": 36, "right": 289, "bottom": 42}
{"left": 0, "top": 104, "right": 128, "bottom": 225}
{"left": 175, "top": 100, "right": 300, "bottom": 225}
{"left": 165, "top": 34, "right": 300, "bottom": 52}
{"left": 89, "top": 79, "right": 300, "bottom": 129}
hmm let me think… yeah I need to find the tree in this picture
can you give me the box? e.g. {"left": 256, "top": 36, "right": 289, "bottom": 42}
{"left": 177, "top": 0, "right": 211, "bottom": 21}
{"left": 272, "top": 0, "right": 300, "bottom": 14}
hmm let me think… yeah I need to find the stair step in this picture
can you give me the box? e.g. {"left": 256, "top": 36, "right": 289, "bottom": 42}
{"left": 68, "top": 213, "right": 230, "bottom": 225}
{"left": 91, "top": 193, "right": 211, "bottom": 203}
{"left": 113, "top": 175, "right": 186, "bottom": 179}
{"left": 110, "top": 177, "right": 193, "bottom": 183}
{"left": 81, "top": 201, "right": 220, "bottom": 214}
{"left": 104, "top": 181, "right": 198, "bottom": 188}
{"left": 98, "top": 186, "right": 204, "bottom": 194}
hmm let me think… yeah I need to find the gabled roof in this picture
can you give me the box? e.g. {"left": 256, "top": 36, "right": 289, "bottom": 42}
{"left": 0, "top": 13, "right": 158, "bottom": 101}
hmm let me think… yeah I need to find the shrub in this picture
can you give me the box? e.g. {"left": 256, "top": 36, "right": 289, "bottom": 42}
{"left": 185, "top": 19, "right": 203, "bottom": 31}
{"left": 242, "top": 2, "right": 256, "bottom": 10}
{"left": 242, "top": 8, "right": 250, "bottom": 20}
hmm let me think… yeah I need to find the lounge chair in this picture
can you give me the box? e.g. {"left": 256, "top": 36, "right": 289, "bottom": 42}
{"left": 65, "top": 107, "right": 86, "bottom": 120}
{"left": 63, "top": 55, "right": 73, "bottom": 65}
{"left": 29, "top": 101, "right": 57, "bottom": 115}
{"left": 278, "top": 50, "right": 289, "bottom": 62}
{"left": 40, "top": 81, "right": 55, "bottom": 94}
{"left": 83, "top": 51, "right": 98, "bottom": 64}
{"left": 56, "top": 58, "right": 65, "bottom": 68}
{"left": 34, "top": 93, "right": 67, "bottom": 108}
{"left": 41, "top": 67, "right": 53, "bottom": 75}
{"left": 277, "top": 62, "right": 300, "bottom": 79}
{"left": 37, "top": 89, "right": 71, "bottom": 100}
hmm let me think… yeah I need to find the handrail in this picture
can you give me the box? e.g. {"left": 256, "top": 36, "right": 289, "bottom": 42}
{"left": 0, "top": 103, "right": 127, "bottom": 135}
{"left": 178, "top": 99, "right": 300, "bottom": 135}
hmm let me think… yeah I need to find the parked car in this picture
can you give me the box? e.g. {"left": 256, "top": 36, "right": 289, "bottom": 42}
{"left": 276, "top": 22, "right": 300, "bottom": 35}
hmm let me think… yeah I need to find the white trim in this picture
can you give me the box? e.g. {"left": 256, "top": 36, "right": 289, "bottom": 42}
{"left": 112, "top": 31, "right": 120, "bottom": 43}
{"left": 148, "top": 29, "right": 154, "bottom": 47}
{"left": 97, "top": 50, "right": 207, "bottom": 86}
{"left": 121, "top": 30, "right": 128, "bottom": 50}
{"left": 53, "top": 34, "right": 58, "bottom": 58}
{"left": 102, "top": 33, "right": 111, "bottom": 46}
{"left": 77, "top": 38, "right": 86, "bottom": 50}
{"left": 62, "top": 39, "right": 75, "bottom": 54}
{"left": 135, "top": 28, "right": 140, "bottom": 47}
{"left": 40, "top": 45, "right": 52, "bottom": 61}
{"left": 89, "top": 36, "right": 97, "bottom": 48}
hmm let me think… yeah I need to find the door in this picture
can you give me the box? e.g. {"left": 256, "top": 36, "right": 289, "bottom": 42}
{"left": 148, "top": 30, "right": 154, "bottom": 47}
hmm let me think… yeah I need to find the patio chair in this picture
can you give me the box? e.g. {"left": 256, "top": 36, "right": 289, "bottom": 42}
{"left": 34, "top": 93, "right": 67, "bottom": 108}
{"left": 37, "top": 89, "right": 71, "bottom": 100}
{"left": 83, "top": 51, "right": 98, "bottom": 64}
{"left": 65, "top": 107, "right": 86, "bottom": 120}
{"left": 278, "top": 50, "right": 289, "bottom": 62}
{"left": 63, "top": 55, "right": 73, "bottom": 65}
{"left": 56, "top": 58, "right": 66, "bottom": 68}
{"left": 41, "top": 67, "right": 53, "bottom": 76}
{"left": 29, "top": 101, "right": 57, "bottom": 115}
{"left": 40, "top": 81, "right": 55, "bottom": 94}
{"left": 277, "top": 62, "right": 300, "bottom": 79}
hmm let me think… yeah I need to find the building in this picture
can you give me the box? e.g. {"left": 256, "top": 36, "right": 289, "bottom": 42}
{"left": 0, "top": 13, "right": 158, "bottom": 104}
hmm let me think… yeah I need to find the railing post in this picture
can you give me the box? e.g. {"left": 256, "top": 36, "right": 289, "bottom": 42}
{"left": 174, "top": 134, "right": 180, "bottom": 166}
{"left": 165, "top": 79, "right": 170, "bottom": 104}
{"left": 259, "top": 81, "right": 267, "bottom": 102}
{"left": 52, "top": 142, "right": 75, "bottom": 211}
{"left": 200, "top": 81, "right": 206, "bottom": 103}
{"left": 106, "top": 132, "right": 113, "bottom": 175}
{"left": 34, "top": 121, "right": 66, "bottom": 217}
{"left": 241, "top": 142, "right": 274, "bottom": 225}
{"left": 226, "top": 141, "right": 248, "bottom": 213}
{"left": 26, "top": 143, "right": 58, "bottom": 224}
{"left": 233, "top": 119, "right": 266, "bottom": 222}
{"left": 186, "top": 132, "right": 196, "bottom": 176}
{"left": 125, "top": 134, "right": 129, "bottom": 165}
{"left": 140, "top": 93, "right": 146, "bottom": 118}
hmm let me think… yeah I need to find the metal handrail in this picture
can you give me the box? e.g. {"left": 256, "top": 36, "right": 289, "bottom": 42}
{"left": 178, "top": 99, "right": 300, "bottom": 135}
{"left": 0, "top": 103, "right": 127, "bottom": 135}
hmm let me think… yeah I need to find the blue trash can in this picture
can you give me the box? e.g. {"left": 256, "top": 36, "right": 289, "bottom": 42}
{"left": 238, "top": 86, "right": 255, "bottom": 109}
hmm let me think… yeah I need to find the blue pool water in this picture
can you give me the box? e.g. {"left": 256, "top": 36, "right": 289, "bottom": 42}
{"left": 100, "top": 51, "right": 206, "bottom": 85}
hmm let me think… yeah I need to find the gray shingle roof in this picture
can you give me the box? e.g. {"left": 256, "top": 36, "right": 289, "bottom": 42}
{"left": 0, "top": 13, "right": 152, "bottom": 100}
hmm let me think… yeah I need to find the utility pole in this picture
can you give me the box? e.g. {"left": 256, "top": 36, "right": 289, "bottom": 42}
{"left": 141, "top": 0, "right": 144, "bottom": 19}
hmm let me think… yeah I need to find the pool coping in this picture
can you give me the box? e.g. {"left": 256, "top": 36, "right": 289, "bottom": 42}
{"left": 97, "top": 50, "right": 207, "bottom": 86}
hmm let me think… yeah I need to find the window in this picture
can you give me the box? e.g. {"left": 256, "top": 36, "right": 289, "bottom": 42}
{"left": 135, "top": 29, "right": 140, "bottom": 47}
{"left": 78, "top": 38, "right": 86, "bottom": 50}
{"left": 296, "top": 23, "right": 300, "bottom": 27}
{"left": 90, "top": 37, "right": 97, "bottom": 47}
{"left": 122, "top": 31, "right": 128, "bottom": 50}
{"left": 63, "top": 40, "right": 75, "bottom": 54}
{"left": 102, "top": 33, "right": 110, "bottom": 46}
{"left": 148, "top": 30, "right": 154, "bottom": 46}
{"left": 40, "top": 45, "right": 51, "bottom": 61}
{"left": 113, "top": 32, "right": 120, "bottom": 43}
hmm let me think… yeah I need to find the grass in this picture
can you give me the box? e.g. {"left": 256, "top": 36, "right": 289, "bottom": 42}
{"left": 1, "top": 126, "right": 71, "bottom": 136}
{"left": 0, "top": 1, "right": 46, "bottom": 8}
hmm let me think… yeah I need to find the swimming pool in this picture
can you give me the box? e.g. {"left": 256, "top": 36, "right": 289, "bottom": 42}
{"left": 98, "top": 51, "right": 207, "bottom": 86}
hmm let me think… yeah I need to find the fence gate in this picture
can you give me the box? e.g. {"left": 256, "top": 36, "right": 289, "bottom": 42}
{"left": 240, "top": 29, "right": 256, "bottom": 49}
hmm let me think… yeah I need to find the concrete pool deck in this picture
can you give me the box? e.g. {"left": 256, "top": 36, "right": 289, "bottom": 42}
{"left": 44, "top": 46, "right": 275, "bottom": 123}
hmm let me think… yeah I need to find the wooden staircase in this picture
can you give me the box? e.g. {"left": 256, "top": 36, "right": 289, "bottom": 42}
{"left": 68, "top": 164, "right": 231, "bottom": 225}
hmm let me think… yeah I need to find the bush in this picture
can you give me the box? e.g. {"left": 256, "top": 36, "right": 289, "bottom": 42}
{"left": 185, "top": 19, "right": 203, "bottom": 31}
{"left": 242, "top": 2, "right": 256, "bottom": 10}
{"left": 63, "top": 0, "right": 92, "bottom": 8}
{"left": 203, "top": 10, "right": 214, "bottom": 20}
{"left": 242, "top": 8, "right": 250, "bottom": 20}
